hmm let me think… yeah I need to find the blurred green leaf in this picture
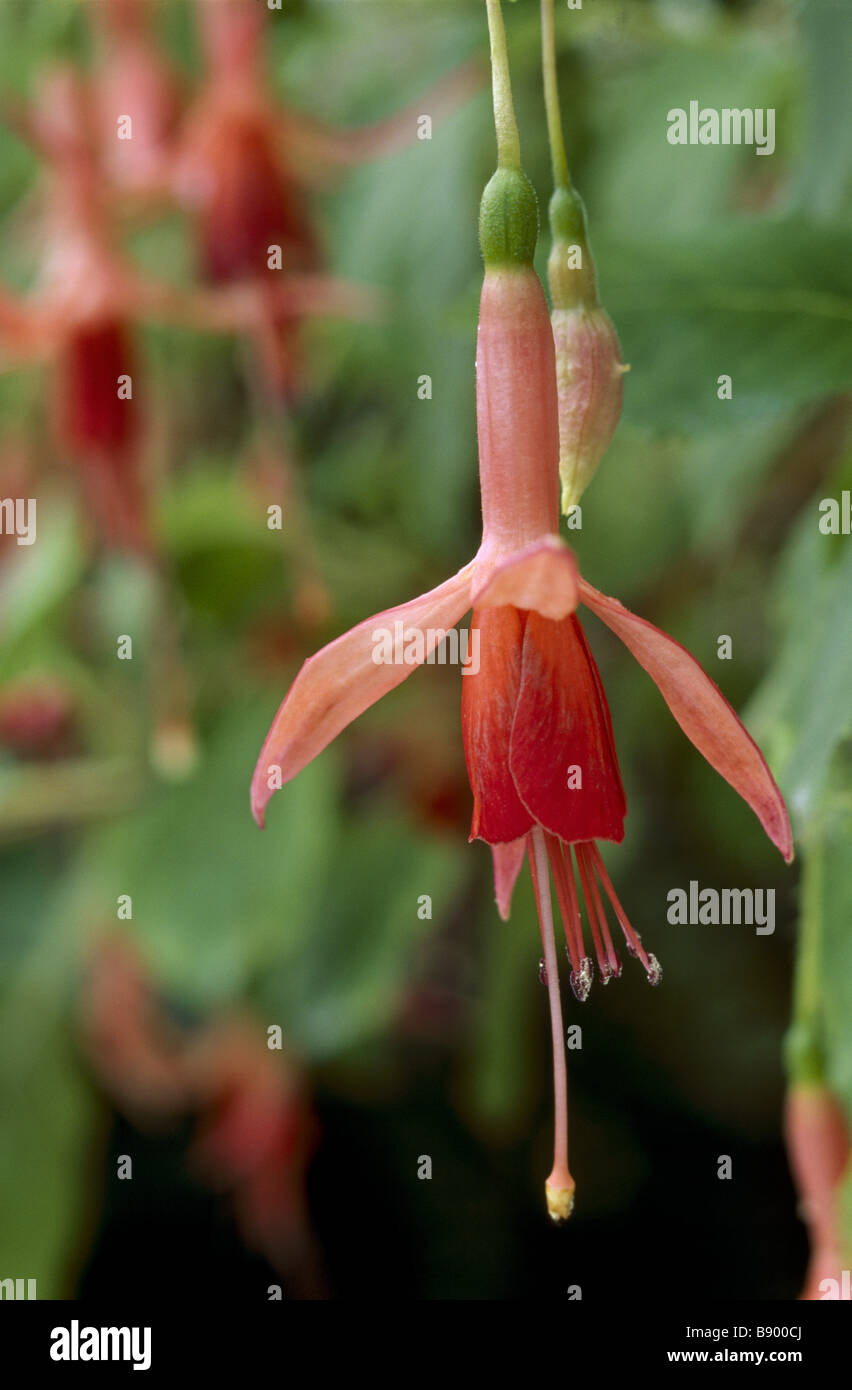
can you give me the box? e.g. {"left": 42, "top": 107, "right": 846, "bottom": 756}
{"left": 789, "top": 0, "right": 852, "bottom": 219}
{"left": 747, "top": 496, "right": 852, "bottom": 825}
{"left": 0, "top": 503, "right": 83, "bottom": 655}
{"left": 599, "top": 218, "right": 852, "bottom": 439}
{"left": 466, "top": 868, "right": 539, "bottom": 1131}
{"left": 0, "top": 854, "right": 95, "bottom": 1298}
{"left": 261, "top": 810, "right": 464, "bottom": 1059}
{"left": 73, "top": 700, "right": 340, "bottom": 1006}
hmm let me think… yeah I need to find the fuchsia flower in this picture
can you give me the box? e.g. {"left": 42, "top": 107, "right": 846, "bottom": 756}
{"left": 251, "top": 162, "right": 792, "bottom": 1219}
{"left": 0, "top": 68, "right": 153, "bottom": 549}
{"left": 89, "top": 0, "right": 181, "bottom": 197}
{"left": 785, "top": 1085, "right": 850, "bottom": 1299}
{"left": 173, "top": 0, "right": 479, "bottom": 396}
{"left": 177, "top": 0, "right": 321, "bottom": 288}
{"left": 80, "top": 937, "right": 319, "bottom": 1288}
{"left": 0, "top": 64, "right": 370, "bottom": 551}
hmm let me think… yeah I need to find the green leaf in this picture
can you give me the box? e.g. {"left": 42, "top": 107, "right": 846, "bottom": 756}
{"left": 0, "top": 503, "right": 83, "bottom": 654}
{"left": 747, "top": 503, "right": 852, "bottom": 824}
{"left": 789, "top": 0, "right": 852, "bottom": 219}
{"left": 73, "top": 700, "right": 340, "bottom": 1007}
{"left": 465, "top": 865, "right": 539, "bottom": 1130}
{"left": 598, "top": 218, "right": 852, "bottom": 438}
{"left": 261, "top": 811, "right": 465, "bottom": 1059}
{"left": 0, "top": 850, "right": 96, "bottom": 1298}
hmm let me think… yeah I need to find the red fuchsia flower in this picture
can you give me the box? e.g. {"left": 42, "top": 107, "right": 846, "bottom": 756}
{"left": 79, "top": 935, "right": 190, "bottom": 1118}
{"left": 172, "top": 0, "right": 479, "bottom": 395}
{"left": 177, "top": 0, "right": 321, "bottom": 292}
{"left": 186, "top": 1019, "right": 318, "bottom": 1272}
{"left": 250, "top": 170, "right": 792, "bottom": 1221}
{"left": 1, "top": 67, "right": 152, "bottom": 550}
{"left": 251, "top": 11, "right": 792, "bottom": 1215}
{"left": 0, "top": 66, "right": 365, "bottom": 551}
{"left": 785, "top": 1084, "right": 851, "bottom": 1298}
{"left": 88, "top": 0, "right": 182, "bottom": 199}
{"left": 80, "top": 937, "right": 320, "bottom": 1288}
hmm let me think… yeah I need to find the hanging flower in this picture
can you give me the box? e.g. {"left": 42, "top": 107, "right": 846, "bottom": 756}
{"left": 786, "top": 1083, "right": 851, "bottom": 1299}
{"left": 172, "top": 0, "right": 479, "bottom": 395}
{"left": 251, "top": 155, "right": 792, "bottom": 1219}
{"left": 88, "top": 0, "right": 182, "bottom": 198}
{"left": 1, "top": 67, "right": 155, "bottom": 549}
{"left": 80, "top": 936, "right": 320, "bottom": 1288}
{"left": 0, "top": 64, "right": 372, "bottom": 549}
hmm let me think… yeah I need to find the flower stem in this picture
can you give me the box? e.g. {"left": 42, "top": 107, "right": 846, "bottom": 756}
{"left": 529, "top": 826, "right": 575, "bottom": 1220}
{"left": 541, "top": 0, "right": 569, "bottom": 190}
{"left": 786, "top": 832, "right": 827, "bottom": 1086}
{"left": 485, "top": 0, "right": 521, "bottom": 170}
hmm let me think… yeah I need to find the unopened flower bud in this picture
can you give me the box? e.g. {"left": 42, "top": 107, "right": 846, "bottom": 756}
{"left": 547, "top": 186, "right": 627, "bottom": 513}
{"left": 553, "top": 303, "right": 626, "bottom": 513}
{"left": 479, "top": 166, "right": 538, "bottom": 269}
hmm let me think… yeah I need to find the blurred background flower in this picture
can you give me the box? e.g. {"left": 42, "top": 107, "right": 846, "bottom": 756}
{"left": 0, "top": 0, "right": 850, "bottom": 1300}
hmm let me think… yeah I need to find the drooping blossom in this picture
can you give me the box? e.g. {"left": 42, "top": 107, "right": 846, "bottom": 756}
{"left": 80, "top": 936, "right": 322, "bottom": 1293}
{"left": 1, "top": 67, "right": 152, "bottom": 549}
{"left": 178, "top": 0, "right": 321, "bottom": 288}
{"left": 250, "top": 147, "right": 791, "bottom": 1217}
{"left": 172, "top": 0, "right": 479, "bottom": 394}
{"left": 0, "top": 66, "right": 371, "bottom": 551}
{"left": 252, "top": 0, "right": 792, "bottom": 1218}
{"left": 785, "top": 1084, "right": 851, "bottom": 1299}
{"left": 187, "top": 1017, "right": 318, "bottom": 1282}
{"left": 88, "top": 0, "right": 182, "bottom": 199}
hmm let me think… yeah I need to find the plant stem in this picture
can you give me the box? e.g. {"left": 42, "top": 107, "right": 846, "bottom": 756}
{"left": 485, "top": 0, "right": 521, "bottom": 170}
{"left": 788, "top": 831, "right": 826, "bottom": 1084}
{"left": 0, "top": 757, "right": 142, "bottom": 841}
{"left": 541, "top": 0, "right": 570, "bottom": 190}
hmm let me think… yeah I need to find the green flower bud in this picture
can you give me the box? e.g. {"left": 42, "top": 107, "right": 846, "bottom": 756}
{"left": 547, "top": 186, "right": 597, "bottom": 309}
{"left": 479, "top": 167, "right": 538, "bottom": 269}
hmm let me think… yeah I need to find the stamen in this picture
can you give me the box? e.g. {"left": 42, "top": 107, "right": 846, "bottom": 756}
{"left": 574, "top": 844, "right": 608, "bottom": 980}
{"left": 528, "top": 827, "right": 575, "bottom": 1222}
{"left": 576, "top": 843, "right": 621, "bottom": 983}
{"left": 569, "top": 956, "right": 594, "bottom": 1004}
{"left": 588, "top": 843, "right": 662, "bottom": 985}
{"left": 546, "top": 833, "right": 584, "bottom": 972}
